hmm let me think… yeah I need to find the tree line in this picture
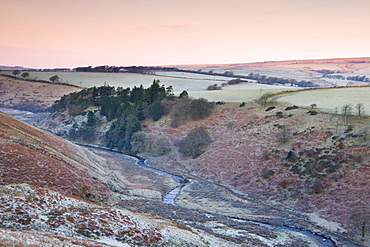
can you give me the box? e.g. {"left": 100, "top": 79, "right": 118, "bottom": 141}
{"left": 323, "top": 74, "right": 370, "bottom": 82}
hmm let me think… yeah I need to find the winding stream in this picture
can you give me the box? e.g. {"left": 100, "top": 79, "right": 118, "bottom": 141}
{"left": 77, "top": 143, "right": 336, "bottom": 247}
{"left": 130, "top": 154, "right": 190, "bottom": 204}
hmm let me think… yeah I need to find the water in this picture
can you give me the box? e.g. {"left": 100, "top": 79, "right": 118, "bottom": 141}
{"left": 76, "top": 143, "right": 337, "bottom": 246}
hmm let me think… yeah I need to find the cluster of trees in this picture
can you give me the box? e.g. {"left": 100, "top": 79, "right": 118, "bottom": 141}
{"left": 340, "top": 103, "right": 365, "bottom": 125}
{"left": 52, "top": 80, "right": 215, "bottom": 155}
{"left": 9, "top": 71, "right": 62, "bottom": 84}
{"left": 9, "top": 71, "right": 31, "bottom": 79}
{"left": 68, "top": 110, "right": 99, "bottom": 142}
{"left": 323, "top": 74, "right": 370, "bottom": 82}
{"left": 206, "top": 84, "right": 222, "bottom": 90}
{"left": 130, "top": 131, "right": 171, "bottom": 156}
{"left": 52, "top": 80, "right": 169, "bottom": 152}
{"left": 175, "top": 69, "right": 319, "bottom": 87}
{"left": 170, "top": 97, "right": 214, "bottom": 127}
{"left": 322, "top": 74, "right": 346, "bottom": 80}
{"left": 74, "top": 65, "right": 177, "bottom": 74}
{"left": 247, "top": 73, "right": 319, "bottom": 87}
{"left": 346, "top": 75, "right": 370, "bottom": 82}
{"left": 207, "top": 79, "right": 250, "bottom": 90}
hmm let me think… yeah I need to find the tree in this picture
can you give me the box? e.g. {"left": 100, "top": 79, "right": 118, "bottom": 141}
{"left": 257, "top": 92, "right": 274, "bottom": 107}
{"left": 170, "top": 97, "right": 191, "bottom": 127}
{"left": 166, "top": 86, "right": 174, "bottom": 99}
{"left": 177, "top": 126, "right": 212, "bottom": 158}
{"left": 145, "top": 79, "right": 166, "bottom": 104}
{"left": 12, "top": 70, "right": 20, "bottom": 78}
{"left": 355, "top": 103, "right": 365, "bottom": 118}
{"left": 151, "top": 100, "right": 163, "bottom": 121}
{"left": 86, "top": 111, "right": 98, "bottom": 126}
{"left": 50, "top": 75, "right": 60, "bottom": 83}
{"left": 21, "top": 72, "right": 30, "bottom": 79}
{"left": 207, "top": 84, "right": 221, "bottom": 90}
{"left": 342, "top": 104, "right": 353, "bottom": 125}
{"left": 189, "top": 98, "right": 214, "bottom": 120}
{"left": 179, "top": 90, "right": 188, "bottom": 98}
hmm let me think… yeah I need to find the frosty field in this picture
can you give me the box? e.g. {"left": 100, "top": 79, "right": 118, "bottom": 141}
{"left": 275, "top": 87, "right": 370, "bottom": 115}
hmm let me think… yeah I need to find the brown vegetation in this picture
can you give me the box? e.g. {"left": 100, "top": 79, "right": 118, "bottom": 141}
{"left": 0, "top": 75, "right": 80, "bottom": 110}
{"left": 143, "top": 101, "right": 370, "bottom": 243}
{"left": 0, "top": 111, "right": 118, "bottom": 202}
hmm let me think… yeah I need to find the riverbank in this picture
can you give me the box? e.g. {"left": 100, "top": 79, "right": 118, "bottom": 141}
{"left": 83, "top": 144, "right": 338, "bottom": 246}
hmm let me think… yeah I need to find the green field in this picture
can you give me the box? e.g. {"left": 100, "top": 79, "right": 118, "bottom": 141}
{"left": 188, "top": 88, "right": 295, "bottom": 103}
{"left": 1, "top": 70, "right": 294, "bottom": 99}
{"left": 275, "top": 87, "right": 370, "bottom": 115}
{"left": 5, "top": 71, "right": 369, "bottom": 114}
{"left": 1, "top": 71, "right": 239, "bottom": 91}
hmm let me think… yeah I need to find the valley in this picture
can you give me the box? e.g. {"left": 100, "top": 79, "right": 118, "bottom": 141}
{"left": 1, "top": 58, "right": 370, "bottom": 246}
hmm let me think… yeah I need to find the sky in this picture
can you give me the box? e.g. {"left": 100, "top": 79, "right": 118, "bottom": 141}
{"left": 1, "top": 0, "right": 370, "bottom": 68}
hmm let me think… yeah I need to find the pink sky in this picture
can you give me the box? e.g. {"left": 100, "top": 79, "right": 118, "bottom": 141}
{"left": 1, "top": 0, "right": 370, "bottom": 68}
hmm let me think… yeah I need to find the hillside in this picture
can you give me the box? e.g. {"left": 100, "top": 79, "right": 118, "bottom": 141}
{"left": 140, "top": 102, "right": 370, "bottom": 245}
{"left": 0, "top": 111, "right": 252, "bottom": 246}
{"left": 0, "top": 75, "right": 81, "bottom": 110}
{"left": 174, "top": 57, "right": 370, "bottom": 73}
{"left": 42, "top": 88, "right": 370, "bottom": 245}
{"left": 2, "top": 59, "right": 370, "bottom": 245}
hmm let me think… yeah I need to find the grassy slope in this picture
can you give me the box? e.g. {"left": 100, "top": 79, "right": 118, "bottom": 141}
{"left": 143, "top": 102, "right": 370, "bottom": 244}
{"left": 0, "top": 111, "right": 242, "bottom": 247}
{"left": 0, "top": 111, "right": 121, "bottom": 202}
{"left": 0, "top": 75, "right": 80, "bottom": 109}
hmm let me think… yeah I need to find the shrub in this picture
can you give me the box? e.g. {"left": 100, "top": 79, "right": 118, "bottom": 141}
{"left": 170, "top": 97, "right": 191, "bottom": 127}
{"left": 206, "top": 84, "right": 221, "bottom": 90}
{"left": 257, "top": 92, "right": 274, "bottom": 107}
{"left": 177, "top": 126, "right": 212, "bottom": 158}
{"left": 261, "top": 168, "right": 274, "bottom": 179}
{"left": 189, "top": 98, "right": 214, "bottom": 120}
{"left": 130, "top": 131, "right": 171, "bottom": 156}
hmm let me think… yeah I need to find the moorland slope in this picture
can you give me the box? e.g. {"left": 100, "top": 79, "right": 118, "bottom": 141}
{"left": 0, "top": 111, "right": 246, "bottom": 246}
{"left": 141, "top": 102, "right": 370, "bottom": 246}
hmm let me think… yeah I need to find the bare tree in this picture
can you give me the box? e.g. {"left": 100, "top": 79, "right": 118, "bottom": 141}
{"left": 257, "top": 92, "right": 274, "bottom": 107}
{"left": 355, "top": 103, "right": 365, "bottom": 118}
{"left": 342, "top": 104, "right": 353, "bottom": 125}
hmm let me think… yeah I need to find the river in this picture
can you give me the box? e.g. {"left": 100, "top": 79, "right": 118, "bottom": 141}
{"left": 76, "top": 143, "right": 337, "bottom": 247}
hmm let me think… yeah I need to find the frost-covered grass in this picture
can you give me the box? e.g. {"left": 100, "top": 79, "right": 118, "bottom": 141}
{"left": 0, "top": 184, "right": 237, "bottom": 247}
{"left": 275, "top": 87, "right": 370, "bottom": 115}
{"left": 185, "top": 87, "right": 297, "bottom": 103}
{"left": 1, "top": 71, "right": 236, "bottom": 92}
{"left": 154, "top": 71, "right": 236, "bottom": 81}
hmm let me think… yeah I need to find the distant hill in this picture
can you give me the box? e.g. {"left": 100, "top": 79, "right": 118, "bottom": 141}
{"left": 171, "top": 57, "right": 370, "bottom": 72}
{"left": 0, "top": 65, "right": 30, "bottom": 70}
